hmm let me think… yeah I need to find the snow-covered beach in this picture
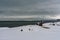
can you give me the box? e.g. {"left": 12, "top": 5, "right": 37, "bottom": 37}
{"left": 0, "top": 22, "right": 60, "bottom": 40}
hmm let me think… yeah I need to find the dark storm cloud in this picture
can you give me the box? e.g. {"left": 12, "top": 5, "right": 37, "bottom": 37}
{"left": 0, "top": 0, "right": 60, "bottom": 18}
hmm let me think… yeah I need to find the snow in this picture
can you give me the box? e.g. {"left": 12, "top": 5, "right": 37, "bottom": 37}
{"left": 0, "top": 22, "right": 60, "bottom": 40}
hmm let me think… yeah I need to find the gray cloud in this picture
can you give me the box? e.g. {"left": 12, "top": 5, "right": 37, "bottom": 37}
{"left": 0, "top": 0, "right": 47, "bottom": 7}
{"left": 0, "top": 0, "right": 60, "bottom": 19}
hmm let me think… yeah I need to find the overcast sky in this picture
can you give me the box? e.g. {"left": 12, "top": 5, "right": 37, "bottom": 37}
{"left": 0, "top": 0, "right": 60, "bottom": 19}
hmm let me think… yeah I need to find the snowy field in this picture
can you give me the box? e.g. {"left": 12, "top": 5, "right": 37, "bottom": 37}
{"left": 0, "top": 22, "right": 60, "bottom": 40}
